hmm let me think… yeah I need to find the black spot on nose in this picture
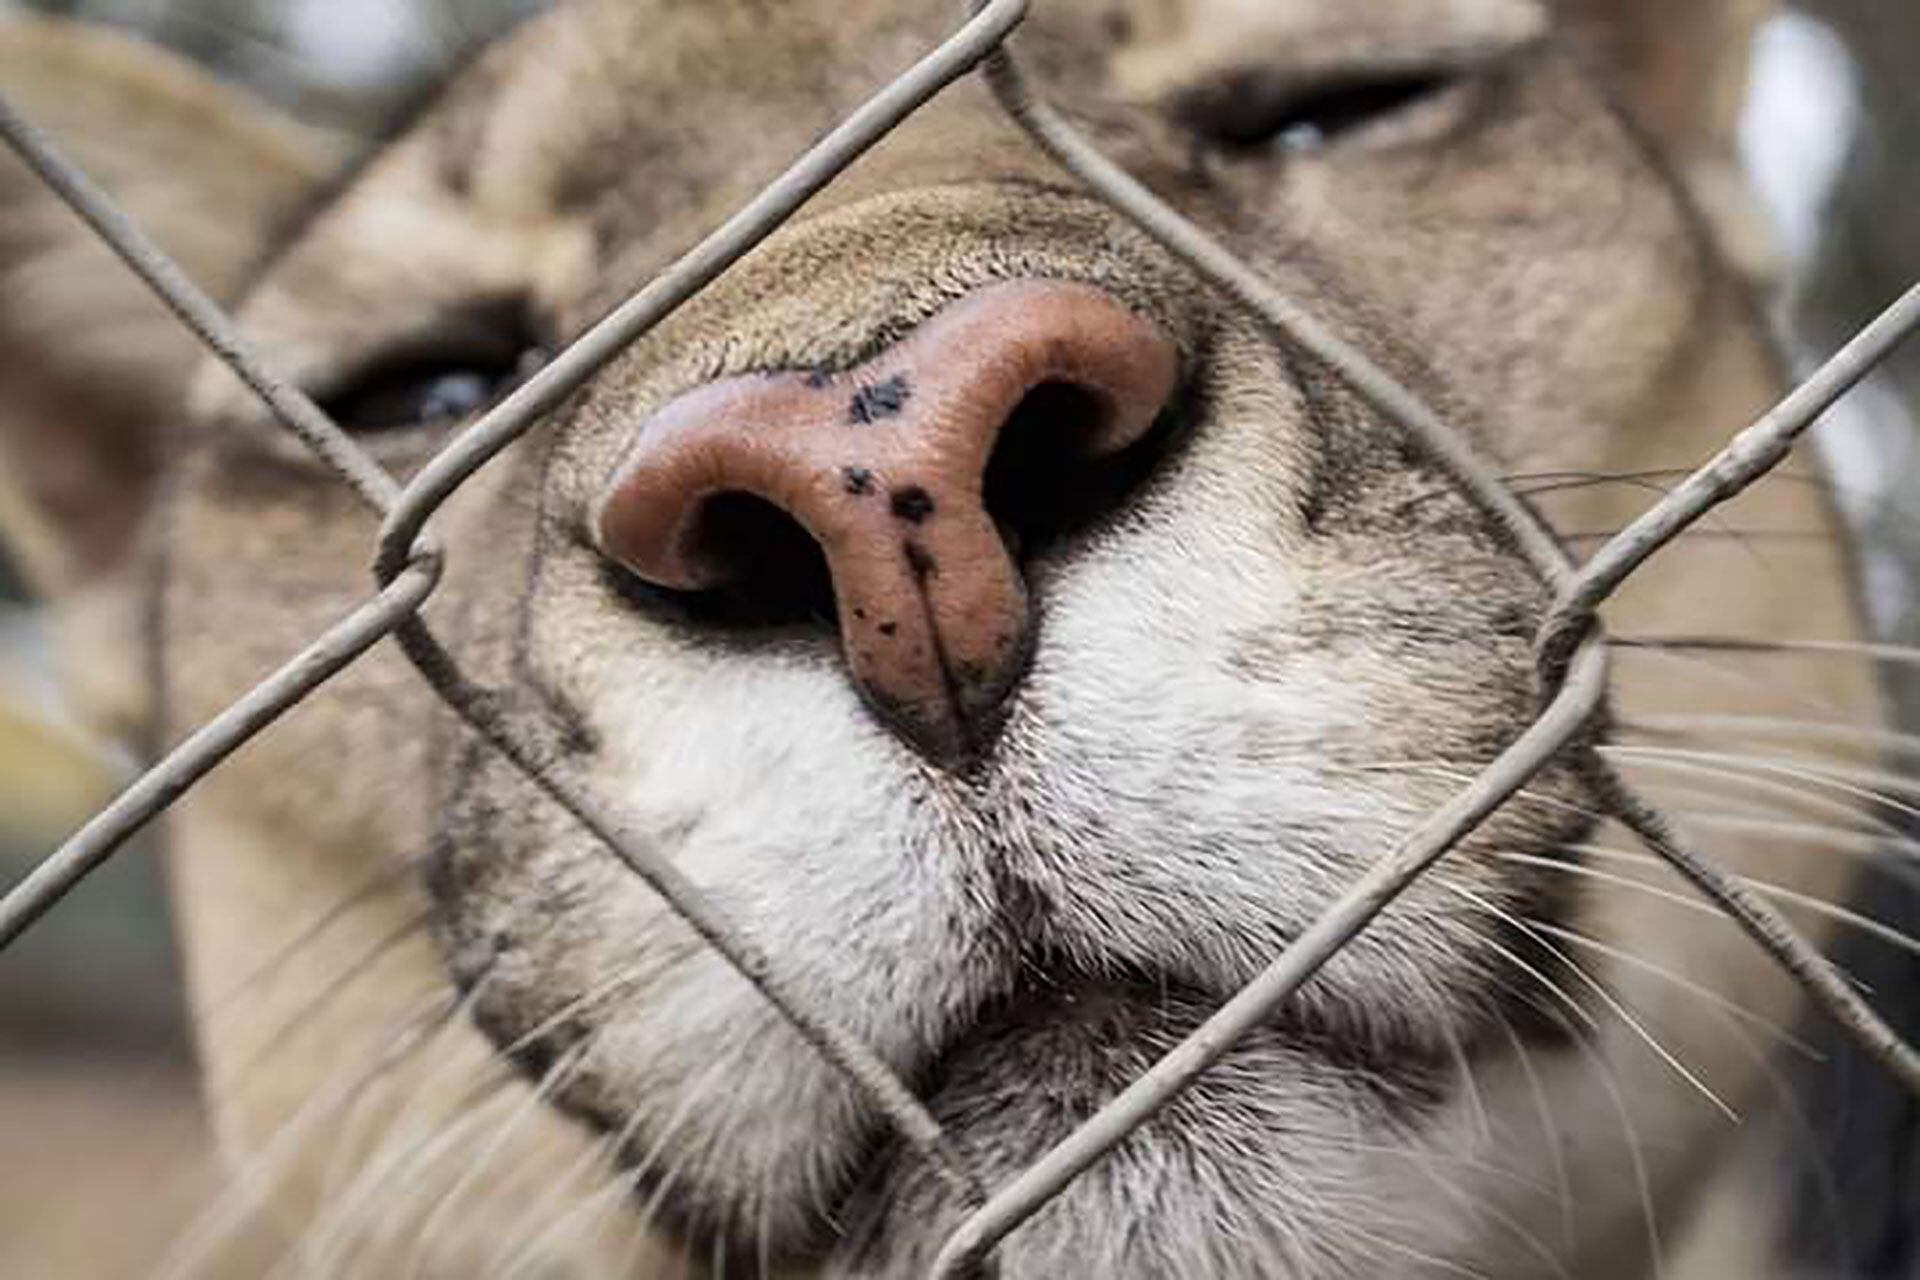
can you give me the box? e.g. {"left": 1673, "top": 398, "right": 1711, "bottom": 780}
{"left": 890, "top": 485, "right": 935, "bottom": 522}
{"left": 850, "top": 374, "right": 913, "bottom": 424}
{"left": 842, "top": 466, "right": 876, "bottom": 495}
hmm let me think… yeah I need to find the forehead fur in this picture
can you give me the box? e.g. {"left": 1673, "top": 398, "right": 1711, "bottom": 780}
{"left": 410, "top": 0, "right": 1583, "bottom": 222}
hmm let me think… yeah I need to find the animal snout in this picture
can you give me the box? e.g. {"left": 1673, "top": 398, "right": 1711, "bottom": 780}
{"left": 596, "top": 279, "right": 1180, "bottom": 767}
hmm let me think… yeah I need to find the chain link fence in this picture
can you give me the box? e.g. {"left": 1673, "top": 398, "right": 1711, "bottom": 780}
{"left": 1, "top": 1, "right": 1919, "bottom": 1273}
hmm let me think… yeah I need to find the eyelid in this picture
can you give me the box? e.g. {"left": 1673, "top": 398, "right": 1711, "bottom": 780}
{"left": 1116, "top": 6, "right": 1548, "bottom": 115}
{"left": 196, "top": 296, "right": 550, "bottom": 465}
{"left": 1168, "top": 28, "right": 1544, "bottom": 156}
{"left": 1188, "top": 28, "right": 1542, "bottom": 106}
{"left": 302, "top": 294, "right": 545, "bottom": 410}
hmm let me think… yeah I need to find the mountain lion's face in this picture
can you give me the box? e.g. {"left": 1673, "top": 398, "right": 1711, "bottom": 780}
{"left": 0, "top": 0, "right": 1882, "bottom": 1276}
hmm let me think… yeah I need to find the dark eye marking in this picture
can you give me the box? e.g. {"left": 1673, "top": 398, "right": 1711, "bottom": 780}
{"left": 316, "top": 297, "right": 549, "bottom": 435}
{"left": 1177, "top": 67, "right": 1459, "bottom": 153}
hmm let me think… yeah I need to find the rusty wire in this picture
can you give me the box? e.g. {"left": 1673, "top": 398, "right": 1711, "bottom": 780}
{"left": 2, "top": 1, "right": 1919, "bottom": 1275}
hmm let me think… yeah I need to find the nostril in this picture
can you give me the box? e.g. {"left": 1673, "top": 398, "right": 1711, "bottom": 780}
{"left": 595, "top": 280, "right": 1180, "bottom": 766}
{"left": 983, "top": 379, "right": 1182, "bottom": 563}
{"left": 606, "top": 491, "right": 837, "bottom": 630}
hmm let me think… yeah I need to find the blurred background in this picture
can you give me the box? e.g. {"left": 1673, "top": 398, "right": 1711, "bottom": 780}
{"left": 0, "top": 0, "right": 538, "bottom": 1040}
{"left": 0, "top": 4, "right": 538, "bottom": 1271}
{"left": 0, "top": 0, "right": 1915, "bottom": 1275}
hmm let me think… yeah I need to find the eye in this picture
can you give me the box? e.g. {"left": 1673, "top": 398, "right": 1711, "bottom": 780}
{"left": 323, "top": 359, "right": 520, "bottom": 434}
{"left": 318, "top": 301, "right": 548, "bottom": 435}
{"left": 1178, "top": 67, "right": 1460, "bottom": 154}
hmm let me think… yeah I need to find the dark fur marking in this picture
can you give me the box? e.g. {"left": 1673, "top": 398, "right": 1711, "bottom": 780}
{"left": 842, "top": 466, "right": 875, "bottom": 495}
{"left": 849, "top": 374, "right": 912, "bottom": 424}
{"left": 889, "top": 485, "right": 935, "bottom": 522}
{"left": 878, "top": 621, "right": 898, "bottom": 637}
{"left": 903, "top": 540, "right": 937, "bottom": 581}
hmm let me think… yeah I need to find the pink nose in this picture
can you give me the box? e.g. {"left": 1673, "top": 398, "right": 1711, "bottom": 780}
{"left": 596, "top": 280, "right": 1179, "bottom": 765}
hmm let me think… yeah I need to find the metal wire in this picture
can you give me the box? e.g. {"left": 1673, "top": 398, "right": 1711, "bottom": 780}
{"left": 0, "top": 0, "right": 1040, "bottom": 1219}
{"left": 925, "top": 276, "right": 1920, "bottom": 1277}
{"left": 1, "top": 3, "right": 1918, "bottom": 1276}
{"left": 925, "top": 38, "right": 1920, "bottom": 1273}
{"left": 0, "top": 94, "right": 399, "bottom": 514}
{"left": 0, "top": 557, "right": 439, "bottom": 949}
{"left": 371, "top": 0, "right": 1029, "bottom": 583}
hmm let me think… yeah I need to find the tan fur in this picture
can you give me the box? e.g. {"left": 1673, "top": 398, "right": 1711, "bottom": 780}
{"left": 0, "top": 3, "right": 1882, "bottom": 1276}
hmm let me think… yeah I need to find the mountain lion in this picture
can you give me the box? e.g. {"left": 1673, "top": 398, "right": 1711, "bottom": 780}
{"left": 0, "top": 0, "right": 1901, "bottom": 1276}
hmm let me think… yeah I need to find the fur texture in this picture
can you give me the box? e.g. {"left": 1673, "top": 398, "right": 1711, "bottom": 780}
{"left": 0, "top": 2, "right": 1890, "bottom": 1276}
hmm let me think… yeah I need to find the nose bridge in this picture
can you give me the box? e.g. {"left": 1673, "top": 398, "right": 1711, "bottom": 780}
{"left": 781, "top": 72, "right": 1063, "bottom": 224}
{"left": 626, "top": 174, "right": 1199, "bottom": 389}
{"left": 597, "top": 280, "right": 1179, "bottom": 766}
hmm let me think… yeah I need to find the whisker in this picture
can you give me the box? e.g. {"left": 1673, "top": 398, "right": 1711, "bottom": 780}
{"left": 1442, "top": 1011, "right": 1493, "bottom": 1151}
{"left": 1606, "top": 641, "right": 1859, "bottom": 721}
{"left": 1445, "top": 939, "right": 1666, "bottom": 1280}
{"left": 756, "top": 1166, "right": 775, "bottom": 1280}
{"left": 1555, "top": 1007, "right": 1664, "bottom": 1278}
{"left": 1603, "top": 748, "right": 1915, "bottom": 832}
{"left": 1502, "top": 466, "right": 1828, "bottom": 493}
{"left": 493, "top": 1052, "right": 737, "bottom": 1277}
{"left": 1496, "top": 1013, "right": 1574, "bottom": 1248}
{"left": 1531, "top": 914, "right": 1855, "bottom": 1275}
{"left": 1604, "top": 743, "right": 1920, "bottom": 821}
{"left": 395, "top": 1038, "right": 601, "bottom": 1280}
{"left": 1622, "top": 712, "right": 1920, "bottom": 762}
{"left": 1517, "top": 914, "right": 1815, "bottom": 1057}
{"left": 199, "top": 851, "right": 426, "bottom": 1023}
{"left": 306, "top": 958, "right": 656, "bottom": 1271}
{"left": 298, "top": 1075, "right": 528, "bottom": 1278}
{"left": 1339, "top": 1140, "right": 1548, "bottom": 1194}
{"left": 1342, "top": 1223, "right": 1495, "bottom": 1280}
{"left": 310, "top": 980, "right": 504, "bottom": 1210}
{"left": 1614, "top": 634, "right": 1920, "bottom": 669}
{"left": 1399, "top": 465, "right": 1820, "bottom": 513}
{"left": 487, "top": 1119, "right": 645, "bottom": 1275}
{"left": 14, "top": 855, "right": 437, "bottom": 1258}
{"left": 1539, "top": 844, "right": 1920, "bottom": 963}
{"left": 1403, "top": 468, "right": 1777, "bottom": 568}
{"left": 1355, "top": 764, "right": 1920, "bottom": 920}
{"left": 1341, "top": 760, "right": 1613, "bottom": 827}
{"left": 1469, "top": 925, "right": 1598, "bottom": 1035}
{"left": 1315, "top": 940, "right": 1570, "bottom": 1277}
{"left": 157, "top": 989, "right": 461, "bottom": 1280}
{"left": 1444, "top": 882, "right": 1737, "bottom": 1121}
{"left": 1564, "top": 528, "right": 1837, "bottom": 545}
{"left": 243, "top": 974, "right": 499, "bottom": 1274}
{"left": 1661, "top": 812, "right": 1920, "bottom": 898}
{"left": 296, "top": 985, "right": 523, "bottom": 1273}
{"left": 1513, "top": 471, "right": 1692, "bottom": 501}
{"left": 215, "top": 909, "right": 433, "bottom": 1109}
{"left": 1636, "top": 779, "right": 1917, "bottom": 852}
